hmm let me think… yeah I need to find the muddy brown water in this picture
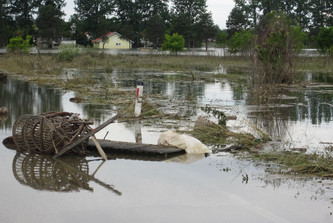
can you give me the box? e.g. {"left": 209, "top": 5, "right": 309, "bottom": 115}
{"left": 1, "top": 70, "right": 333, "bottom": 222}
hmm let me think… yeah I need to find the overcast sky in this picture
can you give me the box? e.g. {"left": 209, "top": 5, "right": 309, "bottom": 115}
{"left": 63, "top": 0, "right": 235, "bottom": 29}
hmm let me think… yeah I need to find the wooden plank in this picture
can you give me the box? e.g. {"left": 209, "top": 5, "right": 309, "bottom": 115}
{"left": 3, "top": 136, "right": 186, "bottom": 159}
{"left": 53, "top": 113, "right": 121, "bottom": 159}
{"left": 86, "top": 139, "right": 186, "bottom": 157}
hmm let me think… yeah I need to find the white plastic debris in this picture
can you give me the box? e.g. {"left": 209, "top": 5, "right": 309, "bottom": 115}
{"left": 158, "top": 130, "right": 211, "bottom": 154}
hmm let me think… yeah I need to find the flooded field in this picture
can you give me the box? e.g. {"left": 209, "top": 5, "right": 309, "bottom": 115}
{"left": 1, "top": 67, "right": 333, "bottom": 222}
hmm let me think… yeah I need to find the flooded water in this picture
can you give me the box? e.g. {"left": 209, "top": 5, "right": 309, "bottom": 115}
{"left": 1, "top": 70, "right": 333, "bottom": 222}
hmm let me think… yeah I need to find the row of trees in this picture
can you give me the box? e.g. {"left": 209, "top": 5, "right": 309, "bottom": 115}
{"left": 223, "top": 0, "right": 333, "bottom": 60}
{"left": 0, "top": 0, "right": 332, "bottom": 50}
{"left": 73, "top": 0, "right": 217, "bottom": 48}
{"left": 0, "top": 0, "right": 66, "bottom": 47}
{"left": 226, "top": 0, "right": 333, "bottom": 40}
{"left": 0, "top": 0, "right": 217, "bottom": 48}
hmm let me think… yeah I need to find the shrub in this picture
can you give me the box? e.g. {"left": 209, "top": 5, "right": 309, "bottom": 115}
{"left": 56, "top": 45, "right": 81, "bottom": 62}
{"left": 313, "top": 26, "right": 333, "bottom": 64}
{"left": 254, "top": 11, "right": 306, "bottom": 87}
{"left": 7, "top": 35, "right": 33, "bottom": 53}
{"left": 228, "top": 30, "right": 255, "bottom": 55}
{"left": 161, "top": 33, "right": 185, "bottom": 54}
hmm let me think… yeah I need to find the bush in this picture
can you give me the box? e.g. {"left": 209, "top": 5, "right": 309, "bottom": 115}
{"left": 7, "top": 35, "right": 33, "bottom": 53}
{"left": 228, "top": 30, "right": 255, "bottom": 55}
{"left": 161, "top": 33, "right": 184, "bottom": 54}
{"left": 254, "top": 11, "right": 306, "bottom": 86}
{"left": 56, "top": 45, "right": 81, "bottom": 62}
{"left": 314, "top": 26, "right": 333, "bottom": 64}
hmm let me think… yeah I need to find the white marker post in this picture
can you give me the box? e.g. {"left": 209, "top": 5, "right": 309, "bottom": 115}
{"left": 134, "top": 81, "right": 143, "bottom": 117}
{"left": 134, "top": 121, "right": 142, "bottom": 144}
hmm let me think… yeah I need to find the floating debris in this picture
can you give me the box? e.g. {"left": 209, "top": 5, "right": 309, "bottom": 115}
{"left": 12, "top": 112, "right": 93, "bottom": 154}
{"left": 0, "top": 106, "right": 7, "bottom": 115}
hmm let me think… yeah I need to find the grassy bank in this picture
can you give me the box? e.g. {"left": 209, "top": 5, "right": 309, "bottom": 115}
{"left": 0, "top": 52, "right": 249, "bottom": 76}
{"left": 1, "top": 53, "right": 331, "bottom": 79}
{"left": 296, "top": 57, "right": 333, "bottom": 73}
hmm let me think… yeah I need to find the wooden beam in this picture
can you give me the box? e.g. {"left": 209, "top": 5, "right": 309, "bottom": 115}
{"left": 91, "top": 135, "right": 108, "bottom": 161}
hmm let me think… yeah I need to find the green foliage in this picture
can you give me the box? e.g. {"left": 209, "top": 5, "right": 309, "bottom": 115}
{"left": 170, "top": 0, "right": 211, "bottom": 48}
{"left": 56, "top": 45, "right": 81, "bottom": 62}
{"left": 228, "top": 30, "right": 255, "bottom": 54}
{"left": 7, "top": 35, "right": 33, "bottom": 53}
{"left": 314, "top": 26, "right": 333, "bottom": 56}
{"left": 228, "top": 0, "right": 333, "bottom": 37}
{"left": 196, "top": 12, "right": 217, "bottom": 50}
{"left": 9, "top": 0, "right": 41, "bottom": 37}
{"left": 216, "top": 30, "right": 228, "bottom": 47}
{"left": 144, "top": 14, "right": 166, "bottom": 49}
{"left": 75, "top": 0, "right": 114, "bottom": 38}
{"left": 161, "top": 33, "right": 185, "bottom": 54}
{"left": 36, "top": 1, "right": 65, "bottom": 47}
{"left": 254, "top": 12, "right": 306, "bottom": 86}
{"left": 226, "top": 6, "right": 250, "bottom": 36}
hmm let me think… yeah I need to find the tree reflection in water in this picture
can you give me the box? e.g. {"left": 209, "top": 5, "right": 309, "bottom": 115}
{"left": 12, "top": 152, "right": 121, "bottom": 195}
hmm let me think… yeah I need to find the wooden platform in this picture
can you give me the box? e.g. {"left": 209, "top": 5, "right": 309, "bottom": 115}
{"left": 2, "top": 137, "right": 186, "bottom": 159}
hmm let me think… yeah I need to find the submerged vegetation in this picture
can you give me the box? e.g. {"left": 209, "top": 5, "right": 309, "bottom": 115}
{"left": 242, "top": 151, "right": 333, "bottom": 178}
{"left": 191, "top": 116, "right": 264, "bottom": 149}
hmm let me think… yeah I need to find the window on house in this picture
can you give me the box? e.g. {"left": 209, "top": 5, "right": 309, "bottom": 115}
{"left": 116, "top": 43, "right": 121, "bottom": 46}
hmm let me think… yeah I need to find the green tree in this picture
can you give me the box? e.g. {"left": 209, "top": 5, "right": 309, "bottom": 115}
{"left": 314, "top": 26, "right": 333, "bottom": 64}
{"left": 36, "top": 0, "right": 65, "bottom": 48}
{"left": 7, "top": 35, "right": 33, "bottom": 53}
{"left": 254, "top": 11, "right": 306, "bottom": 86}
{"left": 144, "top": 14, "right": 166, "bottom": 49}
{"left": 115, "top": 0, "right": 169, "bottom": 47}
{"left": 196, "top": 12, "right": 216, "bottom": 50}
{"left": 309, "top": 0, "right": 333, "bottom": 34}
{"left": 74, "top": 0, "right": 114, "bottom": 38}
{"left": 136, "top": 0, "right": 169, "bottom": 22}
{"left": 114, "top": 0, "right": 140, "bottom": 46}
{"left": 0, "top": 0, "right": 13, "bottom": 46}
{"left": 216, "top": 30, "right": 228, "bottom": 48}
{"left": 228, "top": 30, "right": 255, "bottom": 55}
{"left": 9, "top": 0, "right": 41, "bottom": 36}
{"left": 161, "top": 33, "right": 184, "bottom": 54}
{"left": 232, "top": 0, "right": 259, "bottom": 29}
{"left": 226, "top": 6, "right": 249, "bottom": 37}
{"left": 229, "top": 0, "right": 332, "bottom": 37}
{"left": 170, "top": 0, "right": 208, "bottom": 48}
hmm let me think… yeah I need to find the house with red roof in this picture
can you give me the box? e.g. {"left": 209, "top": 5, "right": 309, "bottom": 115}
{"left": 92, "top": 32, "right": 133, "bottom": 49}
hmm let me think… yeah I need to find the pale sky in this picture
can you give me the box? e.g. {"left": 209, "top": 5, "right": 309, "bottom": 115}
{"left": 63, "top": 0, "right": 235, "bottom": 29}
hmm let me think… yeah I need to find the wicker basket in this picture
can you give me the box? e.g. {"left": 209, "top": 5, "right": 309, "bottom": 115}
{"left": 12, "top": 112, "right": 92, "bottom": 154}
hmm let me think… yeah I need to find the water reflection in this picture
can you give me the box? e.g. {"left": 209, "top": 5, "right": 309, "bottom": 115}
{"left": 12, "top": 152, "right": 121, "bottom": 195}
{"left": 245, "top": 83, "right": 333, "bottom": 150}
{"left": 308, "top": 72, "right": 333, "bottom": 84}
{"left": 0, "top": 78, "right": 63, "bottom": 129}
{"left": 2, "top": 70, "right": 333, "bottom": 151}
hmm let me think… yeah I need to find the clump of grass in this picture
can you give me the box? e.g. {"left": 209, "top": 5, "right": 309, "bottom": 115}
{"left": 62, "top": 73, "right": 97, "bottom": 89}
{"left": 118, "top": 98, "right": 162, "bottom": 120}
{"left": 56, "top": 45, "right": 81, "bottom": 62}
{"left": 247, "top": 151, "right": 333, "bottom": 177}
{"left": 190, "top": 116, "right": 262, "bottom": 148}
